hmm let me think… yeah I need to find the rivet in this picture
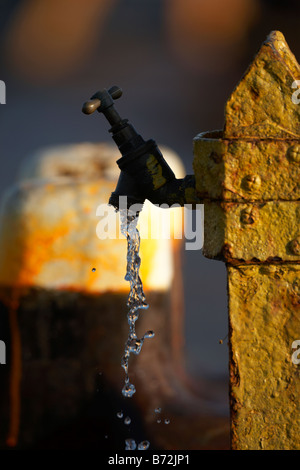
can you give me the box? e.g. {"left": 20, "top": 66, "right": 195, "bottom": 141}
{"left": 289, "top": 237, "right": 300, "bottom": 255}
{"left": 242, "top": 174, "right": 261, "bottom": 192}
{"left": 287, "top": 145, "right": 300, "bottom": 163}
{"left": 240, "top": 206, "right": 259, "bottom": 225}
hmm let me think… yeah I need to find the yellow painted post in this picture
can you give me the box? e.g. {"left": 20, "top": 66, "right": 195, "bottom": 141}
{"left": 194, "top": 31, "right": 300, "bottom": 450}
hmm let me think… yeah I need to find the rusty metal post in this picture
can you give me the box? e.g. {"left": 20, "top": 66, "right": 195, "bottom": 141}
{"left": 194, "top": 31, "right": 300, "bottom": 450}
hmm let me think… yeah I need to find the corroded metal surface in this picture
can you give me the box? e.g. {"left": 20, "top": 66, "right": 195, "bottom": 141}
{"left": 228, "top": 264, "right": 300, "bottom": 450}
{"left": 203, "top": 201, "right": 300, "bottom": 262}
{"left": 194, "top": 30, "right": 300, "bottom": 450}
{"left": 194, "top": 134, "right": 300, "bottom": 201}
{"left": 224, "top": 31, "right": 300, "bottom": 139}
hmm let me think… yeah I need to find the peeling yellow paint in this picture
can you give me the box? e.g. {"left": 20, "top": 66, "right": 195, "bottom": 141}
{"left": 146, "top": 154, "right": 167, "bottom": 190}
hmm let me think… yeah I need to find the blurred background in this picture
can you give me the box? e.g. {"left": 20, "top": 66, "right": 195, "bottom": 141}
{"left": 0, "top": 0, "right": 299, "bottom": 449}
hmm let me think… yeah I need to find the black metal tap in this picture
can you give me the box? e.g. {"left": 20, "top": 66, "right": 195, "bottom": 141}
{"left": 82, "top": 86, "right": 198, "bottom": 212}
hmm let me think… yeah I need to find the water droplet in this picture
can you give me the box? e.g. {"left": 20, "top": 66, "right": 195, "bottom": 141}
{"left": 144, "top": 330, "right": 155, "bottom": 339}
{"left": 127, "top": 338, "right": 143, "bottom": 355}
{"left": 117, "top": 411, "right": 123, "bottom": 419}
{"left": 164, "top": 419, "right": 170, "bottom": 424}
{"left": 138, "top": 440, "right": 150, "bottom": 450}
{"left": 122, "top": 383, "right": 136, "bottom": 398}
{"left": 125, "top": 439, "right": 136, "bottom": 450}
{"left": 124, "top": 416, "right": 131, "bottom": 425}
{"left": 92, "top": 267, "right": 96, "bottom": 272}
{"left": 154, "top": 407, "right": 161, "bottom": 414}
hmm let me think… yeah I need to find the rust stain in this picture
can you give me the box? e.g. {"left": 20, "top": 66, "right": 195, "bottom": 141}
{"left": 222, "top": 242, "right": 234, "bottom": 260}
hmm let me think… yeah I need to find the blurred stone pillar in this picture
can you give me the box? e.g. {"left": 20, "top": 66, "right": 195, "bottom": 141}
{"left": 0, "top": 142, "right": 187, "bottom": 448}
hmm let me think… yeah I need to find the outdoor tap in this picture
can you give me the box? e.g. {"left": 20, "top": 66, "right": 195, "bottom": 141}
{"left": 82, "top": 86, "right": 198, "bottom": 212}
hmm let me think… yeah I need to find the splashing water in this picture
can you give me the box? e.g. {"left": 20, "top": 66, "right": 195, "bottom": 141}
{"left": 125, "top": 438, "right": 136, "bottom": 450}
{"left": 120, "top": 209, "right": 154, "bottom": 398}
{"left": 138, "top": 440, "right": 150, "bottom": 450}
{"left": 125, "top": 439, "right": 150, "bottom": 451}
{"left": 124, "top": 416, "right": 131, "bottom": 425}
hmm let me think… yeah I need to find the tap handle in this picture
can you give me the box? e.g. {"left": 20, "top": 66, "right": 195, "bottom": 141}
{"left": 107, "top": 85, "right": 122, "bottom": 100}
{"left": 82, "top": 86, "right": 122, "bottom": 115}
{"left": 82, "top": 98, "right": 101, "bottom": 115}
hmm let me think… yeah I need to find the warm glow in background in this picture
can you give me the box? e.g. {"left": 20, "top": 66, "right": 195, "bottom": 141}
{"left": 0, "top": 0, "right": 299, "bottom": 380}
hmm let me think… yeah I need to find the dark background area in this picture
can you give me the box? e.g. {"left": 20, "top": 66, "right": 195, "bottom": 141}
{"left": 0, "top": 0, "right": 299, "bottom": 384}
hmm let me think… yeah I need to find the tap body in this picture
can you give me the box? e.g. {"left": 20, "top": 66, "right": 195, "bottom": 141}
{"left": 82, "top": 87, "right": 198, "bottom": 212}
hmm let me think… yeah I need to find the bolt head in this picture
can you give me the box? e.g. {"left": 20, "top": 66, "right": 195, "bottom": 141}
{"left": 242, "top": 174, "right": 261, "bottom": 192}
{"left": 289, "top": 237, "right": 300, "bottom": 255}
{"left": 287, "top": 145, "right": 300, "bottom": 163}
{"left": 240, "top": 206, "right": 259, "bottom": 225}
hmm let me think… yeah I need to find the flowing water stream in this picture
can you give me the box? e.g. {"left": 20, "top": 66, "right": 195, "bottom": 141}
{"left": 120, "top": 209, "right": 155, "bottom": 398}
